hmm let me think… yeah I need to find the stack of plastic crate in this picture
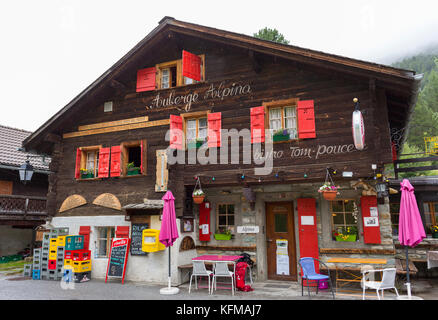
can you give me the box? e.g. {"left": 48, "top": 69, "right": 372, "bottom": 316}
{"left": 48, "top": 228, "right": 69, "bottom": 280}
{"left": 40, "top": 232, "right": 50, "bottom": 280}
{"left": 23, "top": 264, "right": 32, "bottom": 277}
{"left": 31, "top": 248, "right": 42, "bottom": 280}
{"left": 64, "top": 235, "right": 91, "bottom": 283}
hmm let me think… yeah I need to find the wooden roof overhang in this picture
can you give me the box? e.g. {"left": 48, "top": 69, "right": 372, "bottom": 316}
{"left": 23, "top": 17, "right": 422, "bottom": 157}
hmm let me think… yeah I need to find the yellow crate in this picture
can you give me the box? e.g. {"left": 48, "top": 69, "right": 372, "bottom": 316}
{"left": 64, "top": 259, "right": 72, "bottom": 266}
{"left": 57, "top": 235, "right": 67, "bottom": 247}
{"left": 73, "top": 260, "right": 91, "bottom": 273}
{"left": 50, "top": 238, "right": 58, "bottom": 246}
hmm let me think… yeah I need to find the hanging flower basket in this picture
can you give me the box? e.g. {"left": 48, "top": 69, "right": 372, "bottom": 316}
{"left": 192, "top": 177, "right": 205, "bottom": 204}
{"left": 322, "top": 190, "right": 338, "bottom": 200}
{"left": 192, "top": 194, "right": 205, "bottom": 204}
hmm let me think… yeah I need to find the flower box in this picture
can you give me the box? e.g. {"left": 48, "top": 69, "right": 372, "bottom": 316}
{"left": 322, "top": 190, "right": 337, "bottom": 200}
{"left": 335, "top": 235, "right": 357, "bottom": 242}
{"left": 214, "top": 233, "right": 232, "bottom": 241}
{"left": 81, "top": 172, "right": 94, "bottom": 179}
{"left": 432, "top": 233, "right": 438, "bottom": 239}
{"left": 188, "top": 140, "right": 204, "bottom": 149}
{"left": 273, "top": 133, "right": 290, "bottom": 142}
{"left": 127, "top": 168, "right": 141, "bottom": 176}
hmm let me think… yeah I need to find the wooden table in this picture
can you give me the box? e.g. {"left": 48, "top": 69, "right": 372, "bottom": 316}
{"left": 326, "top": 257, "right": 388, "bottom": 295}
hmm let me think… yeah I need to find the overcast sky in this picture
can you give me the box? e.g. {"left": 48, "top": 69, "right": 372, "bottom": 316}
{"left": 1, "top": 0, "right": 437, "bottom": 132}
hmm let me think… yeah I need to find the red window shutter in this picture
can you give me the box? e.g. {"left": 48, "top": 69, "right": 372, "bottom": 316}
{"left": 79, "top": 226, "right": 91, "bottom": 250}
{"left": 110, "top": 146, "right": 121, "bottom": 177}
{"left": 136, "top": 67, "right": 156, "bottom": 92}
{"left": 75, "top": 148, "right": 82, "bottom": 179}
{"left": 361, "top": 196, "right": 381, "bottom": 244}
{"left": 169, "top": 115, "right": 183, "bottom": 150}
{"left": 199, "top": 202, "right": 211, "bottom": 242}
{"left": 297, "top": 100, "right": 316, "bottom": 139}
{"left": 97, "top": 147, "right": 110, "bottom": 178}
{"left": 116, "top": 226, "right": 130, "bottom": 238}
{"left": 297, "top": 198, "right": 320, "bottom": 273}
{"left": 250, "top": 106, "right": 265, "bottom": 143}
{"left": 207, "top": 112, "right": 221, "bottom": 147}
{"left": 182, "top": 50, "right": 201, "bottom": 81}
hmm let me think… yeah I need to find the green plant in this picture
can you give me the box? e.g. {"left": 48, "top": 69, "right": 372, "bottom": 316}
{"left": 430, "top": 225, "right": 438, "bottom": 233}
{"left": 215, "top": 227, "right": 232, "bottom": 235}
{"left": 192, "top": 189, "right": 205, "bottom": 196}
{"left": 127, "top": 162, "right": 135, "bottom": 169}
{"left": 318, "top": 183, "right": 338, "bottom": 193}
{"left": 274, "top": 128, "right": 287, "bottom": 136}
{"left": 334, "top": 226, "right": 358, "bottom": 240}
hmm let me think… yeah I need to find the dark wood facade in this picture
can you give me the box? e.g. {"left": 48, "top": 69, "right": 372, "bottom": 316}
{"left": 22, "top": 17, "right": 420, "bottom": 220}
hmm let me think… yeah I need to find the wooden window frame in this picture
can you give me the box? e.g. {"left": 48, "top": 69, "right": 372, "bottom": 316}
{"left": 78, "top": 145, "right": 102, "bottom": 180}
{"left": 180, "top": 110, "right": 210, "bottom": 150}
{"left": 330, "top": 199, "right": 359, "bottom": 241}
{"left": 96, "top": 226, "right": 115, "bottom": 258}
{"left": 120, "top": 140, "right": 147, "bottom": 177}
{"left": 424, "top": 202, "right": 438, "bottom": 235}
{"left": 216, "top": 203, "right": 235, "bottom": 233}
{"left": 263, "top": 98, "right": 299, "bottom": 143}
{"left": 155, "top": 55, "right": 205, "bottom": 90}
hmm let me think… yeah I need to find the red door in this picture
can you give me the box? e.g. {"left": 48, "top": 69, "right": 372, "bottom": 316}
{"left": 297, "top": 198, "right": 319, "bottom": 272}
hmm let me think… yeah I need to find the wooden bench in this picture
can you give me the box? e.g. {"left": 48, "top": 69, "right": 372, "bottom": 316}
{"left": 395, "top": 258, "right": 418, "bottom": 275}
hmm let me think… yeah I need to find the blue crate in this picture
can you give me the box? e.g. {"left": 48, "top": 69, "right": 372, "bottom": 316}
{"left": 32, "top": 269, "right": 41, "bottom": 280}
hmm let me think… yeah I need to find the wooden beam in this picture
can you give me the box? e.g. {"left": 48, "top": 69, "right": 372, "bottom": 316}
{"left": 109, "top": 79, "right": 127, "bottom": 90}
{"left": 63, "top": 118, "right": 169, "bottom": 139}
{"left": 78, "top": 116, "right": 149, "bottom": 131}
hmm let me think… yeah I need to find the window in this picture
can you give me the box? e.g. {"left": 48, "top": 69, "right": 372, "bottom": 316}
{"left": 264, "top": 98, "right": 299, "bottom": 142}
{"left": 96, "top": 227, "right": 115, "bottom": 258}
{"left": 181, "top": 111, "right": 209, "bottom": 149}
{"left": 330, "top": 199, "right": 359, "bottom": 240}
{"left": 390, "top": 202, "right": 400, "bottom": 236}
{"left": 77, "top": 146, "right": 101, "bottom": 179}
{"left": 424, "top": 202, "right": 438, "bottom": 235}
{"left": 156, "top": 55, "right": 205, "bottom": 90}
{"left": 217, "top": 204, "right": 235, "bottom": 232}
{"left": 121, "top": 140, "right": 146, "bottom": 176}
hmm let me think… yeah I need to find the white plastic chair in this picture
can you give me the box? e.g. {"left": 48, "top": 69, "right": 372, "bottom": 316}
{"left": 362, "top": 268, "right": 399, "bottom": 300}
{"left": 212, "top": 261, "right": 235, "bottom": 295}
{"left": 189, "top": 261, "right": 213, "bottom": 294}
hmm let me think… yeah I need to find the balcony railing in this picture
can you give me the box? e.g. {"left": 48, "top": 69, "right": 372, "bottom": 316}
{"left": 0, "top": 194, "right": 47, "bottom": 218}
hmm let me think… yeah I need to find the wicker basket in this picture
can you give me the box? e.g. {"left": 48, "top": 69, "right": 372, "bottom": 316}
{"left": 322, "top": 191, "right": 337, "bottom": 200}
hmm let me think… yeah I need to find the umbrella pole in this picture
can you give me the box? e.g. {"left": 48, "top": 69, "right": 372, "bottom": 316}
{"left": 405, "top": 246, "right": 411, "bottom": 299}
{"left": 168, "top": 246, "right": 171, "bottom": 289}
{"left": 159, "top": 245, "right": 179, "bottom": 295}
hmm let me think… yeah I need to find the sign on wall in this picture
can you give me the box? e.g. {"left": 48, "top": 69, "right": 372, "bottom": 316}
{"left": 237, "top": 226, "right": 259, "bottom": 233}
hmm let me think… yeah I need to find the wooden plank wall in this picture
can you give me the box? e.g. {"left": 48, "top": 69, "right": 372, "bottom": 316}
{"left": 52, "top": 35, "right": 391, "bottom": 217}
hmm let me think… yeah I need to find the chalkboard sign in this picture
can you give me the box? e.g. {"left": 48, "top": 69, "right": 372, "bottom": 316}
{"left": 105, "top": 238, "right": 130, "bottom": 284}
{"left": 130, "top": 223, "right": 149, "bottom": 256}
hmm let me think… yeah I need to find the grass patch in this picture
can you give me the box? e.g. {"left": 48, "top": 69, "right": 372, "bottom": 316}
{"left": 0, "top": 260, "right": 27, "bottom": 271}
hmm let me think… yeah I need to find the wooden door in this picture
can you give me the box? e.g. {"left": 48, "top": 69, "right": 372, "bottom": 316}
{"left": 266, "top": 202, "right": 297, "bottom": 281}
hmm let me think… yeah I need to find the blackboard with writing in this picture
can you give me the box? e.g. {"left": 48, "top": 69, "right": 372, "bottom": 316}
{"left": 105, "top": 238, "right": 130, "bottom": 284}
{"left": 130, "top": 223, "right": 149, "bottom": 256}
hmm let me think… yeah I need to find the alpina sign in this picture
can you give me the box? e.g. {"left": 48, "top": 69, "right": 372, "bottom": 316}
{"left": 146, "top": 81, "right": 252, "bottom": 112}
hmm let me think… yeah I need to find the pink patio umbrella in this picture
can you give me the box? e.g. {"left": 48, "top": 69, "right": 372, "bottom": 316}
{"left": 398, "top": 179, "right": 426, "bottom": 299}
{"left": 159, "top": 190, "right": 180, "bottom": 295}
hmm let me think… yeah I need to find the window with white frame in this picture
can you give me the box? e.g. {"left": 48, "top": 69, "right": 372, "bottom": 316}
{"left": 268, "top": 105, "right": 298, "bottom": 140}
{"left": 96, "top": 227, "right": 115, "bottom": 257}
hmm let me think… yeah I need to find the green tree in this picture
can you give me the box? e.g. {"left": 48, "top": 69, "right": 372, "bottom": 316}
{"left": 253, "top": 27, "right": 290, "bottom": 45}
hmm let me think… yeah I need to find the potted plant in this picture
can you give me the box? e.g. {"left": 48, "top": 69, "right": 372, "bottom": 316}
{"left": 318, "top": 183, "right": 339, "bottom": 200}
{"left": 334, "top": 226, "right": 358, "bottom": 242}
{"left": 80, "top": 168, "right": 94, "bottom": 179}
{"left": 430, "top": 225, "right": 438, "bottom": 238}
{"left": 188, "top": 138, "right": 206, "bottom": 149}
{"left": 214, "top": 227, "right": 232, "bottom": 241}
{"left": 273, "top": 128, "right": 290, "bottom": 142}
{"left": 126, "top": 162, "right": 141, "bottom": 176}
{"left": 192, "top": 189, "right": 205, "bottom": 204}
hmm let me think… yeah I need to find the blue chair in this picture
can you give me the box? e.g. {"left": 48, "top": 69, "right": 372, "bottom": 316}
{"left": 299, "top": 257, "right": 335, "bottom": 299}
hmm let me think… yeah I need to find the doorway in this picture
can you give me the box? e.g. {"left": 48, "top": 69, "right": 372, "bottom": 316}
{"left": 265, "top": 202, "right": 297, "bottom": 281}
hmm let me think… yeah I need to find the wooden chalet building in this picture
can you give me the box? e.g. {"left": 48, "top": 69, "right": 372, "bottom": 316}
{"left": 0, "top": 125, "right": 49, "bottom": 256}
{"left": 22, "top": 17, "right": 422, "bottom": 284}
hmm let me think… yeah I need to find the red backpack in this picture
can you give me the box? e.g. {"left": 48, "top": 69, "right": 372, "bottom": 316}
{"left": 235, "top": 262, "right": 253, "bottom": 292}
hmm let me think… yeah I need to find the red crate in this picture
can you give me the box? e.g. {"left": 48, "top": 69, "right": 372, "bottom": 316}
{"left": 72, "top": 250, "right": 91, "bottom": 261}
{"left": 64, "top": 250, "right": 73, "bottom": 260}
{"left": 48, "top": 259, "right": 57, "bottom": 270}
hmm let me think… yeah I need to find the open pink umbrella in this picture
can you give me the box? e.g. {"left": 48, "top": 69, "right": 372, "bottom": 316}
{"left": 159, "top": 190, "right": 180, "bottom": 295}
{"left": 398, "top": 179, "right": 426, "bottom": 299}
